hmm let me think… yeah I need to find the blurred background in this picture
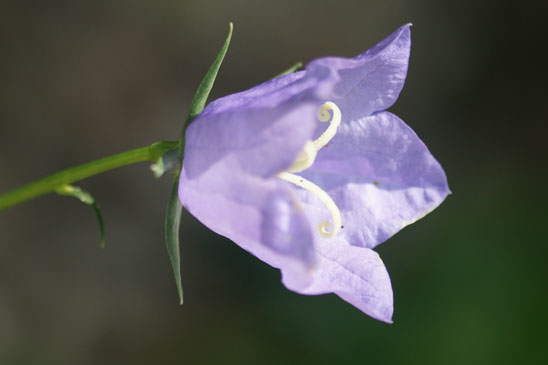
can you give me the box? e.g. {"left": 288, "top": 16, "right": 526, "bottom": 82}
{"left": 1, "top": 0, "right": 547, "bottom": 364}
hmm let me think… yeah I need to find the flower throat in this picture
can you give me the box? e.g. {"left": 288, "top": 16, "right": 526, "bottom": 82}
{"left": 277, "top": 102, "right": 342, "bottom": 237}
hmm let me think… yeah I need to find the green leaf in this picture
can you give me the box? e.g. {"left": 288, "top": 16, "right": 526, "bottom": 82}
{"left": 56, "top": 184, "right": 105, "bottom": 248}
{"left": 272, "top": 62, "right": 303, "bottom": 79}
{"left": 180, "top": 22, "right": 233, "bottom": 144}
{"left": 165, "top": 172, "right": 184, "bottom": 304}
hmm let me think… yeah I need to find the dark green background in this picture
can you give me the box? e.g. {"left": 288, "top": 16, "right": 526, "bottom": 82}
{"left": 1, "top": 1, "right": 547, "bottom": 364}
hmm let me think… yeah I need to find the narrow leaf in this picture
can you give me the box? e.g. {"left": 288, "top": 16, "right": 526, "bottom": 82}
{"left": 181, "top": 22, "right": 233, "bottom": 141}
{"left": 56, "top": 184, "right": 105, "bottom": 247}
{"left": 272, "top": 62, "right": 303, "bottom": 79}
{"left": 165, "top": 172, "right": 184, "bottom": 304}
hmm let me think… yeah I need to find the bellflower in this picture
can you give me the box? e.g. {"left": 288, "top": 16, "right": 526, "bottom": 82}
{"left": 179, "top": 24, "right": 449, "bottom": 322}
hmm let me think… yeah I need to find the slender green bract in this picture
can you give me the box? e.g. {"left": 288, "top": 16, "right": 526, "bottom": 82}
{"left": 0, "top": 141, "right": 178, "bottom": 212}
{"left": 272, "top": 61, "right": 303, "bottom": 79}
{"left": 166, "top": 22, "right": 233, "bottom": 304}
{"left": 56, "top": 184, "right": 106, "bottom": 247}
{"left": 165, "top": 171, "right": 184, "bottom": 304}
{"left": 180, "top": 22, "right": 233, "bottom": 148}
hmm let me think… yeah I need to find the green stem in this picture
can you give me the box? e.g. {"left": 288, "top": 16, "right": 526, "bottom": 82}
{"left": 0, "top": 140, "right": 179, "bottom": 212}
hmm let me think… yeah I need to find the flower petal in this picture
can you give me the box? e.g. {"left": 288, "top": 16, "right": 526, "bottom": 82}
{"left": 283, "top": 239, "right": 393, "bottom": 323}
{"left": 306, "top": 24, "right": 411, "bottom": 121}
{"left": 180, "top": 162, "right": 316, "bottom": 286}
{"left": 299, "top": 111, "right": 450, "bottom": 248}
{"left": 181, "top": 72, "right": 324, "bottom": 289}
{"left": 200, "top": 71, "right": 308, "bottom": 113}
{"left": 183, "top": 95, "right": 318, "bottom": 180}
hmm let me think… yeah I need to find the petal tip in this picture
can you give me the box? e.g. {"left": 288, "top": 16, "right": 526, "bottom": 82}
{"left": 377, "top": 307, "right": 394, "bottom": 324}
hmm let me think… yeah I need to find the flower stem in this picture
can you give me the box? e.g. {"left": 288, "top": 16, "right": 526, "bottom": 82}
{"left": 0, "top": 140, "right": 179, "bottom": 212}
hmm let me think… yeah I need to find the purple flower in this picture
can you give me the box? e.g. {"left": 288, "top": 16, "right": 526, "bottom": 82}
{"left": 179, "top": 24, "right": 449, "bottom": 322}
